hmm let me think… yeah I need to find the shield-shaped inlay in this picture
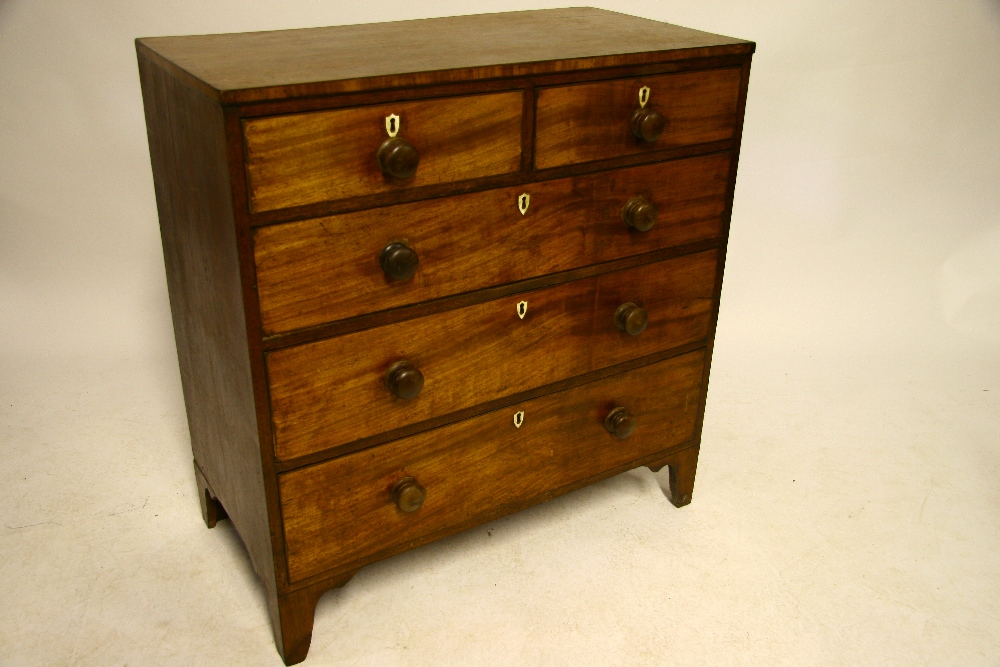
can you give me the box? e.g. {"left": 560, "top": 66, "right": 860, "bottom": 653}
{"left": 513, "top": 411, "right": 525, "bottom": 428}
{"left": 638, "top": 86, "right": 650, "bottom": 108}
{"left": 385, "top": 113, "right": 400, "bottom": 137}
{"left": 518, "top": 193, "right": 530, "bottom": 215}
{"left": 517, "top": 300, "right": 528, "bottom": 319}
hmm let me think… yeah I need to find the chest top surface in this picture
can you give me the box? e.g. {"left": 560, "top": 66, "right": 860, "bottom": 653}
{"left": 136, "top": 7, "right": 752, "bottom": 103}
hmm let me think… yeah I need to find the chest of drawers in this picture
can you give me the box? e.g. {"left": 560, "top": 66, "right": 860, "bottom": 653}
{"left": 137, "top": 9, "right": 753, "bottom": 663}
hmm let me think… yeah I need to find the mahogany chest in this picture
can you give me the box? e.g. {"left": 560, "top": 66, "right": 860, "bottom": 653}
{"left": 136, "top": 9, "right": 753, "bottom": 663}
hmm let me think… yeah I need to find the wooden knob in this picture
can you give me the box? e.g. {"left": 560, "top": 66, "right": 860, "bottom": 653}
{"left": 380, "top": 242, "right": 419, "bottom": 281}
{"left": 621, "top": 196, "right": 657, "bottom": 232}
{"left": 386, "top": 360, "right": 424, "bottom": 399}
{"left": 377, "top": 137, "right": 419, "bottom": 179}
{"left": 392, "top": 477, "right": 426, "bottom": 512}
{"left": 614, "top": 302, "right": 648, "bottom": 336}
{"left": 604, "top": 407, "right": 637, "bottom": 439}
{"left": 630, "top": 107, "right": 666, "bottom": 143}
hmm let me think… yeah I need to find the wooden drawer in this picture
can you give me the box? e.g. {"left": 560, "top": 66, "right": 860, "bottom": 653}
{"left": 254, "top": 153, "right": 731, "bottom": 335}
{"left": 267, "top": 251, "right": 717, "bottom": 462}
{"left": 534, "top": 68, "right": 742, "bottom": 169}
{"left": 280, "top": 349, "right": 706, "bottom": 582}
{"left": 243, "top": 91, "right": 523, "bottom": 213}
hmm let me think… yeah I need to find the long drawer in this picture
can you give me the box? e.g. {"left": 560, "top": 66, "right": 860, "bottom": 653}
{"left": 535, "top": 68, "right": 742, "bottom": 169}
{"left": 253, "top": 153, "right": 731, "bottom": 335}
{"left": 279, "top": 349, "right": 706, "bottom": 582}
{"left": 267, "top": 251, "right": 717, "bottom": 461}
{"left": 243, "top": 91, "right": 523, "bottom": 213}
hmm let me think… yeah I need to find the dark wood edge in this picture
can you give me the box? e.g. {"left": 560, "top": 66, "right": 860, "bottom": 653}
{"left": 135, "top": 40, "right": 221, "bottom": 103}
{"left": 261, "top": 238, "right": 721, "bottom": 351}
{"left": 216, "top": 43, "right": 755, "bottom": 105}
{"left": 691, "top": 55, "right": 753, "bottom": 442}
{"left": 221, "top": 106, "right": 292, "bottom": 593}
{"left": 234, "top": 56, "right": 749, "bottom": 118}
{"left": 248, "top": 141, "right": 733, "bottom": 227}
{"left": 193, "top": 459, "right": 218, "bottom": 495}
{"left": 272, "top": 341, "right": 709, "bottom": 472}
{"left": 644, "top": 441, "right": 701, "bottom": 474}
{"left": 281, "top": 437, "right": 703, "bottom": 591}
{"left": 520, "top": 84, "right": 535, "bottom": 172}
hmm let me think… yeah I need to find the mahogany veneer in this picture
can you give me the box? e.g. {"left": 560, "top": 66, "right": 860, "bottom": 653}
{"left": 137, "top": 8, "right": 753, "bottom": 664}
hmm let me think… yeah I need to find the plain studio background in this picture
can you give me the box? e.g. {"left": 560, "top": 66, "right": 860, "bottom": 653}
{"left": 1, "top": 1, "right": 998, "bottom": 665}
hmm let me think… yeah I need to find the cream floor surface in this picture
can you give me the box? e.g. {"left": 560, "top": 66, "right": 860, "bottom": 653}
{"left": 1, "top": 336, "right": 998, "bottom": 666}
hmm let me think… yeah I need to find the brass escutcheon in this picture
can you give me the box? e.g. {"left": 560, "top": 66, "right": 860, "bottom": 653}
{"left": 517, "top": 300, "right": 528, "bottom": 319}
{"left": 518, "top": 193, "right": 530, "bottom": 215}
{"left": 638, "top": 86, "right": 650, "bottom": 108}
{"left": 385, "top": 113, "right": 400, "bottom": 137}
{"left": 513, "top": 411, "right": 525, "bottom": 428}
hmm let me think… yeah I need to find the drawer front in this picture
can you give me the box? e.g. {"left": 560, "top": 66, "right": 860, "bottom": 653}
{"left": 267, "top": 251, "right": 717, "bottom": 461}
{"left": 243, "top": 92, "right": 523, "bottom": 213}
{"left": 535, "top": 68, "right": 742, "bottom": 169}
{"left": 255, "top": 153, "right": 731, "bottom": 335}
{"left": 280, "top": 349, "right": 706, "bottom": 582}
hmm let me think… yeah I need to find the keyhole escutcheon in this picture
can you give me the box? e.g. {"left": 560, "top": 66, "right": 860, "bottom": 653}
{"left": 638, "top": 86, "right": 650, "bottom": 108}
{"left": 518, "top": 193, "right": 530, "bottom": 215}
{"left": 513, "top": 411, "right": 525, "bottom": 428}
{"left": 517, "top": 300, "right": 528, "bottom": 319}
{"left": 385, "top": 113, "right": 400, "bottom": 137}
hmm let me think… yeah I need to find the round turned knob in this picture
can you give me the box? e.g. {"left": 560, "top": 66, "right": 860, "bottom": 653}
{"left": 376, "top": 137, "right": 420, "bottom": 179}
{"left": 630, "top": 107, "right": 666, "bottom": 143}
{"left": 386, "top": 360, "right": 424, "bottom": 399}
{"left": 605, "top": 406, "right": 637, "bottom": 439}
{"left": 379, "top": 242, "right": 419, "bottom": 281}
{"left": 621, "top": 196, "right": 658, "bottom": 232}
{"left": 614, "top": 302, "right": 648, "bottom": 336}
{"left": 392, "top": 477, "right": 426, "bottom": 512}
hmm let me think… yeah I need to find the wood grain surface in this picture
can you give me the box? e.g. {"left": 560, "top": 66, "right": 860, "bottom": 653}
{"left": 254, "top": 153, "right": 732, "bottom": 335}
{"left": 243, "top": 91, "right": 522, "bottom": 212}
{"left": 135, "top": 8, "right": 752, "bottom": 104}
{"left": 280, "top": 349, "right": 706, "bottom": 582}
{"left": 267, "top": 251, "right": 717, "bottom": 461}
{"left": 137, "top": 54, "right": 277, "bottom": 592}
{"left": 535, "top": 68, "right": 742, "bottom": 169}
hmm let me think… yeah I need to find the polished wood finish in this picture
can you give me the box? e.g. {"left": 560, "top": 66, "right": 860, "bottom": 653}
{"left": 630, "top": 107, "right": 666, "bottom": 143}
{"left": 378, "top": 241, "right": 419, "bottom": 282}
{"left": 280, "top": 350, "right": 705, "bottom": 582}
{"left": 243, "top": 91, "right": 522, "bottom": 212}
{"left": 385, "top": 360, "right": 424, "bottom": 400}
{"left": 194, "top": 461, "right": 228, "bottom": 529}
{"left": 392, "top": 477, "right": 426, "bottom": 513}
{"left": 535, "top": 68, "right": 742, "bottom": 169}
{"left": 376, "top": 137, "right": 420, "bottom": 179}
{"left": 267, "top": 570, "right": 357, "bottom": 665}
{"left": 136, "top": 8, "right": 751, "bottom": 104}
{"left": 648, "top": 444, "right": 700, "bottom": 507}
{"left": 138, "top": 10, "right": 752, "bottom": 664}
{"left": 621, "top": 195, "right": 658, "bottom": 232}
{"left": 267, "top": 252, "right": 717, "bottom": 461}
{"left": 604, "top": 406, "right": 638, "bottom": 439}
{"left": 137, "top": 51, "right": 280, "bottom": 602}
{"left": 614, "top": 302, "right": 649, "bottom": 336}
{"left": 254, "top": 154, "right": 731, "bottom": 335}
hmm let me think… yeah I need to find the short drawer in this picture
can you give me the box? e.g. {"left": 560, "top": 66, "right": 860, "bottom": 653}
{"left": 279, "top": 349, "right": 706, "bottom": 582}
{"left": 535, "top": 68, "right": 742, "bottom": 169}
{"left": 254, "top": 153, "right": 732, "bottom": 335}
{"left": 267, "top": 251, "right": 717, "bottom": 462}
{"left": 243, "top": 91, "right": 523, "bottom": 213}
